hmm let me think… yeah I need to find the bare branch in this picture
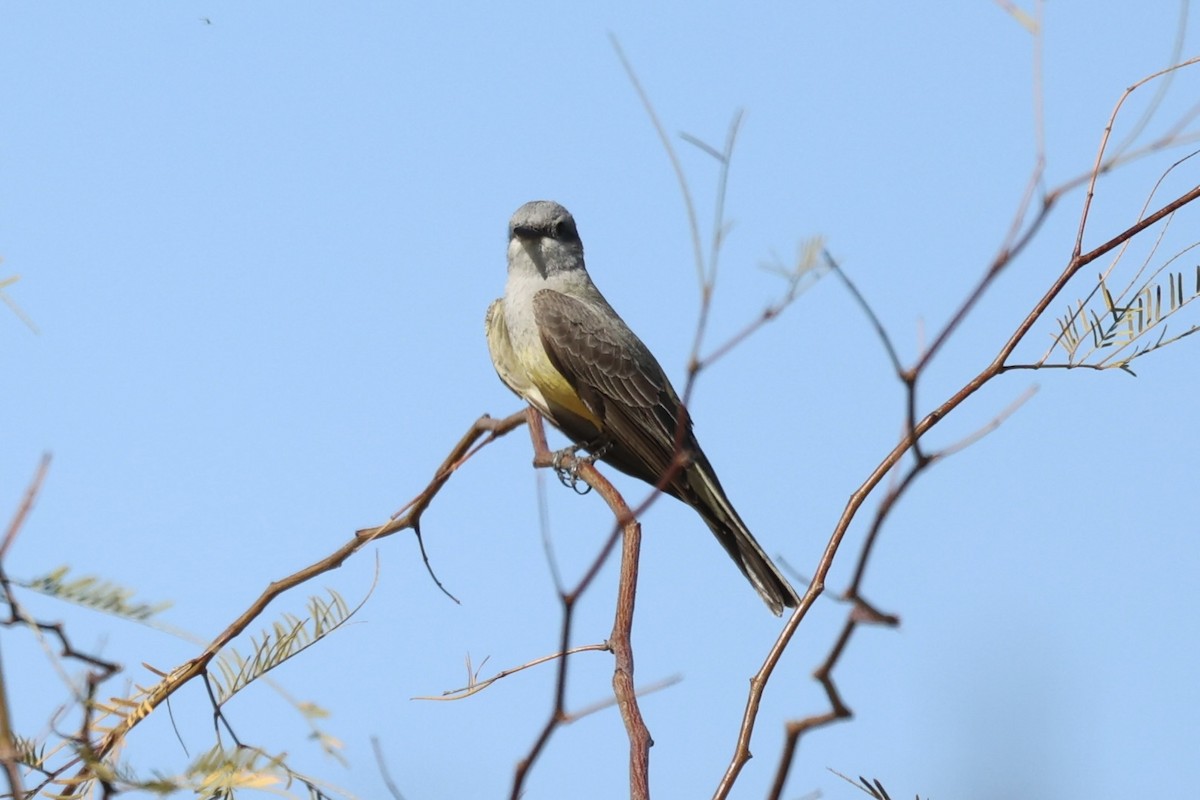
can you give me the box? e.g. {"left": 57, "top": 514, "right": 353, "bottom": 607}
{"left": 1, "top": 453, "right": 51, "bottom": 561}
{"left": 511, "top": 411, "right": 654, "bottom": 800}
{"left": 724, "top": 55, "right": 1200, "bottom": 799}
{"left": 51, "top": 410, "right": 528, "bottom": 797}
{"left": 413, "top": 643, "right": 610, "bottom": 702}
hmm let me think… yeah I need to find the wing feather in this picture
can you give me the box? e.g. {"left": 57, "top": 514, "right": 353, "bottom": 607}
{"left": 530, "top": 288, "right": 798, "bottom": 613}
{"left": 532, "top": 289, "right": 687, "bottom": 485}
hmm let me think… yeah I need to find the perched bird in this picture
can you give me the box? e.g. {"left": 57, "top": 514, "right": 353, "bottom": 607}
{"left": 485, "top": 200, "right": 799, "bottom": 614}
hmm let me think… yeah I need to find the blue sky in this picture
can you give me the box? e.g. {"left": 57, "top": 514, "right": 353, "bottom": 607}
{"left": 3, "top": 3, "right": 1198, "bottom": 799}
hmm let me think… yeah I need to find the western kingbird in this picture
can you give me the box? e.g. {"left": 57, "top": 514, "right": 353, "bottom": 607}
{"left": 485, "top": 200, "right": 800, "bottom": 614}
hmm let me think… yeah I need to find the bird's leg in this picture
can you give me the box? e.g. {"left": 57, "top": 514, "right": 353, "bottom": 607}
{"left": 582, "top": 438, "right": 613, "bottom": 464}
{"left": 550, "top": 437, "right": 611, "bottom": 495}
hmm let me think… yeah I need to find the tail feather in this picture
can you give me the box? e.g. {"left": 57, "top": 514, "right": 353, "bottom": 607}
{"left": 681, "top": 461, "right": 800, "bottom": 615}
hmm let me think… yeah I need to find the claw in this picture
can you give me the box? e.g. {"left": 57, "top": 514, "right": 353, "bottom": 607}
{"left": 550, "top": 444, "right": 592, "bottom": 495}
{"left": 550, "top": 445, "right": 574, "bottom": 471}
{"left": 548, "top": 438, "right": 615, "bottom": 495}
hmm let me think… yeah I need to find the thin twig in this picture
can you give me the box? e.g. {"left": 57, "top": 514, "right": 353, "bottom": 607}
{"left": 720, "top": 64, "right": 1200, "bottom": 797}
{"left": 413, "top": 643, "right": 611, "bottom": 701}
{"left": 54, "top": 411, "right": 528, "bottom": 796}
{"left": 763, "top": 384, "right": 1034, "bottom": 800}
{"left": 1, "top": 454, "right": 51, "bottom": 561}
{"left": 610, "top": 34, "right": 705, "bottom": 287}
{"left": 0, "top": 640, "right": 27, "bottom": 799}
{"left": 371, "top": 736, "right": 407, "bottom": 800}
{"left": 564, "top": 675, "right": 683, "bottom": 724}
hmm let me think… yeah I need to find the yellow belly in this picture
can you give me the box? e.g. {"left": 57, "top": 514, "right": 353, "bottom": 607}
{"left": 520, "top": 346, "right": 601, "bottom": 426}
{"left": 486, "top": 297, "right": 601, "bottom": 427}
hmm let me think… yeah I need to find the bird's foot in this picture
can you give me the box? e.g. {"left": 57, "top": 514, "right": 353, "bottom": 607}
{"left": 550, "top": 439, "right": 611, "bottom": 495}
{"left": 551, "top": 444, "right": 592, "bottom": 495}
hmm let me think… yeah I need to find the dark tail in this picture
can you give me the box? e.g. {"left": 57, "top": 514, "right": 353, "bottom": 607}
{"left": 681, "top": 460, "right": 800, "bottom": 615}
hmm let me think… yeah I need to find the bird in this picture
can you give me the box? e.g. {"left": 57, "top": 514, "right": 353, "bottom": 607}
{"left": 485, "top": 200, "right": 799, "bottom": 614}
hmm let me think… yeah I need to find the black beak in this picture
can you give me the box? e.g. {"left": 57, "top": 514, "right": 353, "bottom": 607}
{"left": 512, "top": 225, "right": 542, "bottom": 241}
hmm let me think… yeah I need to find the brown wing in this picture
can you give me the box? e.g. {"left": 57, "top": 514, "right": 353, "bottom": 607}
{"left": 534, "top": 289, "right": 799, "bottom": 613}
{"left": 532, "top": 288, "right": 690, "bottom": 488}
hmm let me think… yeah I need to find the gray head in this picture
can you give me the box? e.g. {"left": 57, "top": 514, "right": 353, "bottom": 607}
{"left": 507, "top": 200, "right": 585, "bottom": 277}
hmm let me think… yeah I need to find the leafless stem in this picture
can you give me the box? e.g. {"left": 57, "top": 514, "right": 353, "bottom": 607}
{"left": 371, "top": 736, "right": 407, "bottom": 800}
{"left": 564, "top": 675, "right": 682, "bottom": 724}
{"left": 0, "top": 635, "right": 27, "bottom": 799}
{"left": 1, "top": 453, "right": 51, "bottom": 561}
{"left": 511, "top": 411, "right": 653, "bottom": 800}
{"left": 718, "top": 57, "right": 1200, "bottom": 796}
{"left": 610, "top": 34, "right": 706, "bottom": 287}
{"left": 414, "top": 643, "right": 611, "bottom": 701}
{"left": 52, "top": 411, "right": 528, "bottom": 797}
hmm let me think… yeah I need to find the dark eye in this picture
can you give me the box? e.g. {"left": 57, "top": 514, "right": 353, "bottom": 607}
{"left": 552, "top": 218, "right": 577, "bottom": 241}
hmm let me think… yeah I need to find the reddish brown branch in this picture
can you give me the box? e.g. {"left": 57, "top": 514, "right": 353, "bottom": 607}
{"left": 1, "top": 453, "right": 51, "bottom": 561}
{"left": 721, "top": 143, "right": 1200, "bottom": 799}
{"left": 761, "top": 383, "right": 1027, "bottom": 799}
{"left": 54, "top": 411, "right": 528, "bottom": 798}
{"left": 0, "top": 456, "right": 55, "bottom": 800}
{"left": 511, "top": 410, "right": 651, "bottom": 800}
{"left": 607, "top": 472, "right": 651, "bottom": 799}
{"left": 767, "top": 610, "right": 894, "bottom": 800}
